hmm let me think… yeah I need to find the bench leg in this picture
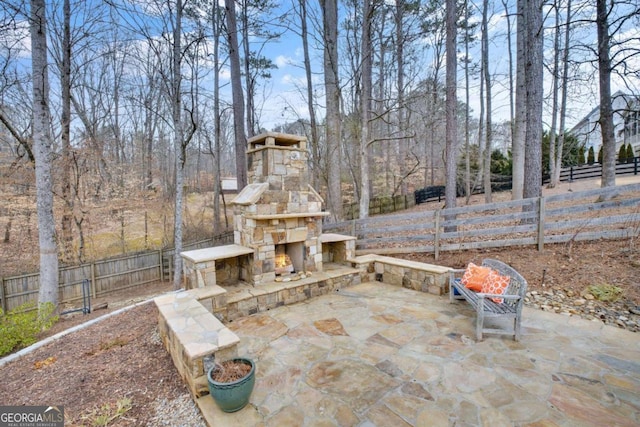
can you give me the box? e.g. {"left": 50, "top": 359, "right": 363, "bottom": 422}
{"left": 476, "top": 299, "right": 485, "bottom": 341}
{"left": 514, "top": 316, "right": 521, "bottom": 341}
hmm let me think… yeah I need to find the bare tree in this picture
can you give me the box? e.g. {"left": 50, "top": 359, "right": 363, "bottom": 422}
{"left": 30, "top": 0, "right": 60, "bottom": 308}
{"left": 596, "top": 0, "right": 616, "bottom": 188}
{"left": 320, "top": 0, "right": 343, "bottom": 222}
{"left": 421, "top": 1, "right": 447, "bottom": 187}
{"left": 444, "top": 0, "right": 457, "bottom": 212}
{"left": 512, "top": 0, "right": 526, "bottom": 200}
{"left": 481, "top": 0, "right": 493, "bottom": 203}
{"left": 394, "top": 0, "right": 407, "bottom": 195}
{"left": 522, "top": 0, "right": 543, "bottom": 200}
{"left": 211, "top": 0, "right": 224, "bottom": 231}
{"left": 547, "top": 0, "right": 562, "bottom": 188}
{"left": 358, "top": 0, "right": 376, "bottom": 219}
{"left": 172, "top": 0, "right": 185, "bottom": 289}
{"left": 225, "top": 0, "right": 248, "bottom": 189}
{"left": 501, "top": 0, "right": 515, "bottom": 139}
{"left": 553, "top": 0, "right": 572, "bottom": 186}
{"left": 296, "top": 0, "right": 320, "bottom": 190}
{"left": 59, "top": 0, "right": 73, "bottom": 261}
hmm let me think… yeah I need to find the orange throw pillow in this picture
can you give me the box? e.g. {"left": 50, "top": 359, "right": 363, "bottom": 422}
{"left": 481, "top": 270, "right": 511, "bottom": 303}
{"left": 460, "top": 263, "right": 492, "bottom": 292}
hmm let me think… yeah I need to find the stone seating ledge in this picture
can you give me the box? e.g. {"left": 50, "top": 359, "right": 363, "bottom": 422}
{"left": 349, "top": 254, "right": 451, "bottom": 295}
{"left": 155, "top": 285, "right": 239, "bottom": 399}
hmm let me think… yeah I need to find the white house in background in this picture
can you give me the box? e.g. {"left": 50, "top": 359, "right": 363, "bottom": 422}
{"left": 570, "top": 91, "right": 640, "bottom": 158}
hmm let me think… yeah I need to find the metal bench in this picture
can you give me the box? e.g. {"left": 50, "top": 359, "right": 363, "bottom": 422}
{"left": 449, "top": 259, "right": 528, "bottom": 341}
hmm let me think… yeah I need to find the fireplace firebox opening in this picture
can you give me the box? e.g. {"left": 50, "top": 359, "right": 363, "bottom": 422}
{"left": 275, "top": 243, "right": 305, "bottom": 276}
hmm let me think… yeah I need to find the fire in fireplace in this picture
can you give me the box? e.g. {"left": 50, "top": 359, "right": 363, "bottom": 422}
{"left": 275, "top": 253, "right": 294, "bottom": 276}
{"left": 274, "top": 242, "right": 304, "bottom": 276}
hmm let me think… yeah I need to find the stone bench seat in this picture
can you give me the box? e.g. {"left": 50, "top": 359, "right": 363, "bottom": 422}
{"left": 349, "top": 254, "right": 451, "bottom": 295}
{"left": 155, "top": 289, "right": 240, "bottom": 398}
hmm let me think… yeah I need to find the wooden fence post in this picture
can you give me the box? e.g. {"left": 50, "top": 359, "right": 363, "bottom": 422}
{"left": 159, "top": 249, "right": 165, "bottom": 282}
{"left": 434, "top": 210, "right": 441, "bottom": 261}
{"left": 169, "top": 254, "right": 174, "bottom": 284}
{"left": 90, "top": 262, "right": 97, "bottom": 299}
{"left": 0, "top": 276, "right": 6, "bottom": 313}
{"left": 538, "top": 197, "right": 545, "bottom": 251}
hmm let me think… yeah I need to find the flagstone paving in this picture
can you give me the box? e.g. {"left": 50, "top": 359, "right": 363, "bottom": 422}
{"left": 196, "top": 282, "right": 640, "bottom": 426}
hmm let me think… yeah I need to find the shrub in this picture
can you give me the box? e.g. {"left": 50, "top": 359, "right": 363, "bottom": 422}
{"left": 626, "top": 143, "right": 634, "bottom": 163}
{"left": 0, "top": 302, "right": 58, "bottom": 356}
{"left": 598, "top": 146, "right": 603, "bottom": 164}
{"left": 618, "top": 144, "right": 627, "bottom": 163}
{"left": 587, "top": 284, "right": 623, "bottom": 302}
{"left": 587, "top": 146, "right": 595, "bottom": 165}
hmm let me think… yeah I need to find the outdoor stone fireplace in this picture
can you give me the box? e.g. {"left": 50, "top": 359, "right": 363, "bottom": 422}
{"left": 231, "top": 132, "right": 329, "bottom": 285}
{"left": 180, "top": 132, "right": 351, "bottom": 290}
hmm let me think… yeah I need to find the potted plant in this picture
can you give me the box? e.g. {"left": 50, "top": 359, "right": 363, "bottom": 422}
{"left": 207, "top": 358, "right": 256, "bottom": 413}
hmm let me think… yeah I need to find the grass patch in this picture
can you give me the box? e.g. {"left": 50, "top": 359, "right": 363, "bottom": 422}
{"left": 82, "top": 397, "right": 132, "bottom": 426}
{"left": 99, "top": 337, "right": 129, "bottom": 351}
{"left": 0, "top": 302, "right": 58, "bottom": 356}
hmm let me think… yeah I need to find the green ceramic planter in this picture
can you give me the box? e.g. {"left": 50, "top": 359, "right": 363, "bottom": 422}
{"left": 207, "top": 358, "right": 256, "bottom": 413}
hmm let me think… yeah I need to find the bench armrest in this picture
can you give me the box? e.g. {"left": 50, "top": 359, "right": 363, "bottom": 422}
{"left": 449, "top": 269, "right": 466, "bottom": 281}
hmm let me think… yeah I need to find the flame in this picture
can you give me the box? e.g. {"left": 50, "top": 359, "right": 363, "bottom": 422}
{"left": 275, "top": 254, "right": 291, "bottom": 268}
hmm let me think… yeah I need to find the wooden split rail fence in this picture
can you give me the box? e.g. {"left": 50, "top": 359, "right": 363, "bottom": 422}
{"left": 324, "top": 183, "right": 640, "bottom": 259}
{"left": 0, "top": 231, "right": 233, "bottom": 313}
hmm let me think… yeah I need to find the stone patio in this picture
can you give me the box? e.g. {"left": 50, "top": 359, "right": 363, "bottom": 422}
{"left": 195, "top": 281, "right": 640, "bottom": 427}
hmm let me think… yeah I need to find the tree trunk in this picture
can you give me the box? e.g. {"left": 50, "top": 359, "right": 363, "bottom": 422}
{"left": 241, "top": 0, "right": 255, "bottom": 138}
{"left": 477, "top": 57, "right": 485, "bottom": 198}
{"left": 30, "top": 0, "right": 60, "bottom": 308}
{"left": 395, "top": 0, "right": 407, "bottom": 195}
{"left": 173, "top": 0, "right": 184, "bottom": 290}
{"left": 464, "top": 1, "right": 471, "bottom": 203}
{"left": 212, "top": 1, "right": 222, "bottom": 231}
{"left": 359, "top": 0, "right": 374, "bottom": 220}
{"left": 502, "top": 0, "right": 515, "bottom": 141}
{"left": 482, "top": 0, "right": 492, "bottom": 203}
{"left": 548, "top": 0, "right": 561, "bottom": 188}
{"left": 226, "top": 0, "right": 248, "bottom": 189}
{"left": 60, "top": 0, "right": 74, "bottom": 263}
{"left": 445, "top": 0, "right": 458, "bottom": 215}
{"left": 300, "top": 0, "right": 320, "bottom": 190}
{"left": 554, "top": 0, "right": 572, "bottom": 185}
{"left": 596, "top": 0, "right": 616, "bottom": 188}
{"left": 512, "top": 0, "right": 526, "bottom": 200}
{"left": 523, "top": 0, "right": 543, "bottom": 200}
{"left": 321, "top": 0, "right": 343, "bottom": 222}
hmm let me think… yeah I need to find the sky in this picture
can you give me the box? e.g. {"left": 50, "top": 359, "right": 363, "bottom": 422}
{"left": 252, "top": 0, "right": 640, "bottom": 133}
{"left": 2, "top": 0, "right": 639, "bottom": 140}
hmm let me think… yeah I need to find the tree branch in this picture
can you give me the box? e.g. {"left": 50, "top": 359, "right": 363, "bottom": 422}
{"left": 0, "top": 108, "right": 34, "bottom": 162}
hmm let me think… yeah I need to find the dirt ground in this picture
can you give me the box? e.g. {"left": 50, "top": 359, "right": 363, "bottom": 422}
{"left": 0, "top": 177, "right": 639, "bottom": 425}
{"left": 402, "top": 238, "right": 640, "bottom": 305}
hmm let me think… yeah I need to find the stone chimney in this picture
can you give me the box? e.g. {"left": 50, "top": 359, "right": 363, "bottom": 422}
{"left": 231, "top": 132, "right": 328, "bottom": 285}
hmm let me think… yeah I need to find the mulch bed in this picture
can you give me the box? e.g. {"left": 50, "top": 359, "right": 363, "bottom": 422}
{"left": 0, "top": 302, "right": 188, "bottom": 426}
